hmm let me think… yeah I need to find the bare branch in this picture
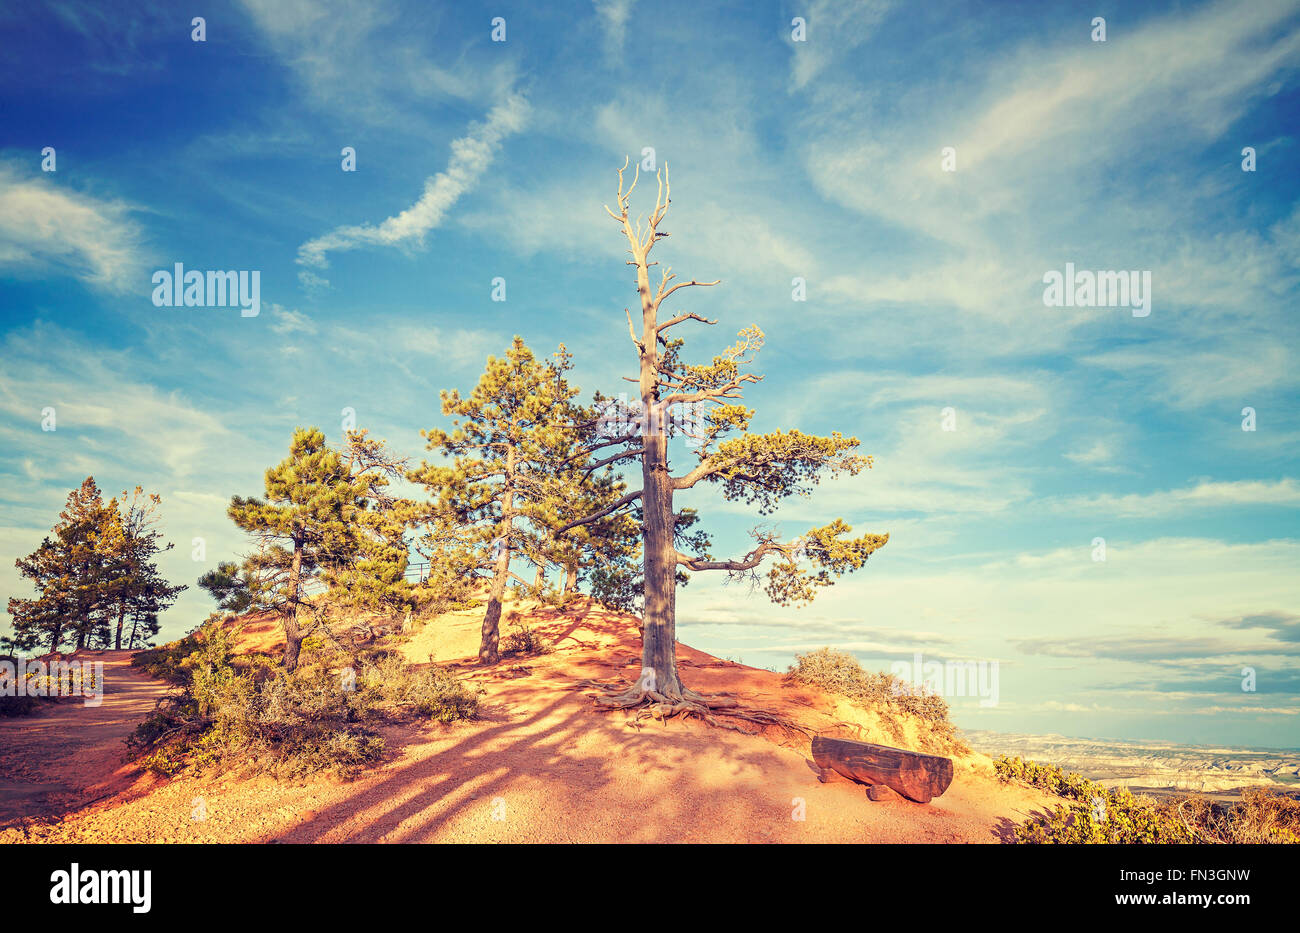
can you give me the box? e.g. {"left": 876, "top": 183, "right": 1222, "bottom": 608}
{"left": 676, "top": 542, "right": 768, "bottom": 572}
{"left": 625, "top": 307, "right": 645, "bottom": 354}
{"left": 659, "top": 278, "right": 721, "bottom": 308}
{"left": 673, "top": 459, "right": 719, "bottom": 491}
{"left": 660, "top": 372, "right": 760, "bottom": 408}
{"left": 656, "top": 311, "right": 718, "bottom": 335}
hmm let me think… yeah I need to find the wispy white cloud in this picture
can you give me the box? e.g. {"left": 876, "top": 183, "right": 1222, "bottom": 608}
{"left": 593, "top": 0, "right": 637, "bottom": 63}
{"left": 788, "top": 0, "right": 894, "bottom": 91}
{"left": 0, "top": 161, "right": 146, "bottom": 292}
{"left": 268, "top": 303, "right": 316, "bottom": 335}
{"left": 1196, "top": 705, "right": 1300, "bottom": 715}
{"left": 1016, "top": 631, "right": 1300, "bottom": 662}
{"left": 757, "top": 370, "right": 1052, "bottom": 519}
{"left": 1064, "top": 439, "right": 1120, "bottom": 470}
{"left": 1050, "top": 478, "right": 1300, "bottom": 518}
{"left": 1082, "top": 344, "right": 1292, "bottom": 409}
{"left": 238, "top": 0, "right": 517, "bottom": 120}
{"left": 802, "top": 0, "right": 1300, "bottom": 347}
{"left": 295, "top": 94, "right": 529, "bottom": 285}
{"left": 0, "top": 323, "right": 231, "bottom": 477}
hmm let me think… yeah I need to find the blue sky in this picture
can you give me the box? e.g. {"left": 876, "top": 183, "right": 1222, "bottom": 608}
{"left": 1, "top": 0, "right": 1297, "bottom": 748}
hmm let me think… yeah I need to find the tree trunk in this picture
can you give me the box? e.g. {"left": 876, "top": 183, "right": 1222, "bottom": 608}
{"left": 634, "top": 228, "right": 684, "bottom": 696}
{"left": 563, "top": 564, "right": 577, "bottom": 596}
{"left": 114, "top": 602, "right": 126, "bottom": 650}
{"left": 282, "top": 537, "right": 305, "bottom": 671}
{"left": 534, "top": 564, "right": 545, "bottom": 588}
{"left": 812, "top": 736, "right": 954, "bottom": 804}
{"left": 480, "top": 444, "right": 517, "bottom": 665}
{"left": 640, "top": 431, "right": 682, "bottom": 696}
{"left": 480, "top": 547, "right": 509, "bottom": 664}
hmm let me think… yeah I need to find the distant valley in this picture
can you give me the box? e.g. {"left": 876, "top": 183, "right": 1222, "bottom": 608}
{"left": 967, "top": 731, "right": 1300, "bottom": 800}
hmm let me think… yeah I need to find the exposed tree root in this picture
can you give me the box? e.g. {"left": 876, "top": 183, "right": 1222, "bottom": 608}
{"left": 576, "top": 678, "right": 811, "bottom": 739}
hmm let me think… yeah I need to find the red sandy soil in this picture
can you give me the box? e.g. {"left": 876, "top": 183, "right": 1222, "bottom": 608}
{"left": 0, "top": 601, "right": 1055, "bottom": 843}
{"left": 0, "top": 651, "right": 175, "bottom": 824}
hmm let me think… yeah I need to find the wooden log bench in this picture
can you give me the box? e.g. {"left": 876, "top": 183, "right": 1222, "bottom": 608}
{"left": 812, "top": 735, "right": 954, "bottom": 804}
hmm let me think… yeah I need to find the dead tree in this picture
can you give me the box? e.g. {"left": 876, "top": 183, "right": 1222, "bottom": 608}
{"left": 561, "top": 161, "right": 889, "bottom": 728}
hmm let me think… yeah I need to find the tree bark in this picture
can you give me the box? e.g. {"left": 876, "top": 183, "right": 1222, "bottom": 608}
{"left": 534, "top": 564, "right": 545, "bottom": 588}
{"left": 480, "top": 443, "right": 517, "bottom": 665}
{"left": 634, "top": 229, "right": 684, "bottom": 697}
{"left": 640, "top": 432, "right": 681, "bottom": 695}
{"left": 282, "top": 536, "right": 305, "bottom": 671}
{"left": 480, "top": 544, "right": 510, "bottom": 664}
{"left": 563, "top": 564, "right": 577, "bottom": 596}
{"left": 114, "top": 603, "right": 126, "bottom": 650}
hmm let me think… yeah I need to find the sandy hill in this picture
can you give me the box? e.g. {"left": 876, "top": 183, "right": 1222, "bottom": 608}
{"left": 0, "top": 598, "right": 1055, "bottom": 843}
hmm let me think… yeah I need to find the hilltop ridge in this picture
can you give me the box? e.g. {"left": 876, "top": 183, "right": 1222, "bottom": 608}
{"left": 2, "top": 597, "right": 1057, "bottom": 843}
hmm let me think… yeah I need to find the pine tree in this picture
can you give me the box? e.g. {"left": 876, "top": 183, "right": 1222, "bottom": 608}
{"left": 8, "top": 480, "right": 185, "bottom": 654}
{"left": 8, "top": 478, "right": 116, "bottom": 652}
{"left": 322, "top": 430, "right": 417, "bottom": 621}
{"left": 227, "top": 427, "right": 411, "bottom": 670}
{"left": 102, "top": 488, "right": 186, "bottom": 649}
{"left": 409, "top": 510, "right": 480, "bottom": 609}
{"left": 5, "top": 579, "right": 69, "bottom": 654}
{"left": 560, "top": 163, "right": 889, "bottom": 721}
{"left": 530, "top": 427, "right": 642, "bottom": 607}
{"left": 409, "top": 338, "right": 587, "bottom": 664}
{"left": 197, "top": 560, "right": 267, "bottom": 614}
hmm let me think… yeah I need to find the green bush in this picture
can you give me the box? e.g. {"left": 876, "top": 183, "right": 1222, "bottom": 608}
{"left": 131, "top": 630, "right": 205, "bottom": 685}
{"left": 785, "top": 647, "right": 966, "bottom": 753}
{"left": 995, "top": 755, "right": 1300, "bottom": 844}
{"left": 127, "top": 619, "right": 479, "bottom": 778}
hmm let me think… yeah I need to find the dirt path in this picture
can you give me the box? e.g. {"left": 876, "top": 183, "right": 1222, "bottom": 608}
{"left": 0, "top": 650, "right": 172, "bottom": 824}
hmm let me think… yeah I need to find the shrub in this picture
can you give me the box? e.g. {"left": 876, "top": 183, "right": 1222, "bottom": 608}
{"left": 0, "top": 654, "right": 93, "bottom": 717}
{"left": 127, "top": 619, "right": 478, "bottom": 778}
{"left": 358, "top": 652, "right": 482, "bottom": 723}
{"left": 785, "top": 647, "right": 966, "bottom": 753}
{"left": 0, "top": 694, "right": 43, "bottom": 717}
{"left": 499, "top": 616, "right": 548, "bottom": 658}
{"left": 1226, "top": 786, "right": 1300, "bottom": 843}
{"left": 995, "top": 755, "right": 1300, "bottom": 844}
{"left": 131, "top": 631, "right": 205, "bottom": 685}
